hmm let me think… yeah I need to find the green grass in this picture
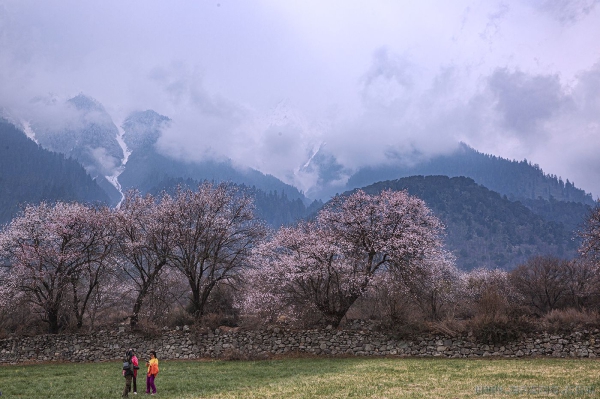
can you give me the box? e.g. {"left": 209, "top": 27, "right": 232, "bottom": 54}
{"left": 1, "top": 357, "right": 600, "bottom": 398}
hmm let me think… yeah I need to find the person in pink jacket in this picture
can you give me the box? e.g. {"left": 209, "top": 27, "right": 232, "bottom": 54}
{"left": 130, "top": 349, "right": 140, "bottom": 395}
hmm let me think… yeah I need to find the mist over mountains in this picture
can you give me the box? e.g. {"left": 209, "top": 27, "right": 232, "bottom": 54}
{"left": 119, "top": 109, "right": 306, "bottom": 202}
{"left": 0, "top": 118, "right": 110, "bottom": 223}
{"left": 343, "top": 142, "right": 596, "bottom": 206}
{"left": 0, "top": 93, "right": 595, "bottom": 269}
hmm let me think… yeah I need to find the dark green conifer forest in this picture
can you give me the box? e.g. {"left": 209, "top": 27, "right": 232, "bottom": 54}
{"left": 0, "top": 119, "right": 109, "bottom": 225}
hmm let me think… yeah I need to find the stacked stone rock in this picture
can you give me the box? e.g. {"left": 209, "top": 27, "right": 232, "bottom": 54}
{"left": 1, "top": 327, "right": 598, "bottom": 364}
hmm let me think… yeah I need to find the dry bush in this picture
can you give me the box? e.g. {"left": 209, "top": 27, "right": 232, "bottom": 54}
{"left": 199, "top": 312, "right": 238, "bottom": 330}
{"left": 477, "top": 289, "right": 506, "bottom": 318}
{"left": 460, "top": 271, "right": 533, "bottom": 344}
{"left": 467, "top": 287, "right": 533, "bottom": 344}
{"left": 468, "top": 313, "right": 532, "bottom": 345}
{"left": 0, "top": 298, "right": 49, "bottom": 336}
{"left": 510, "top": 256, "right": 570, "bottom": 315}
{"left": 354, "top": 281, "right": 414, "bottom": 329}
{"left": 540, "top": 308, "right": 600, "bottom": 333}
{"left": 426, "top": 318, "right": 467, "bottom": 337}
{"left": 164, "top": 308, "right": 196, "bottom": 328}
{"left": 133, "top": 318, "right": 163, "bottom": 338}
{"left": 198, "top": 283, "right": 240, "bottom": 326}
{"left": 344, "top": 295, "right": 428, "bottom": 337}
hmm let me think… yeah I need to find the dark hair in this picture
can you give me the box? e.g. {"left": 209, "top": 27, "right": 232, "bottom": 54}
{"left": 150, "top": 350, "right": 157, "bottom": 358}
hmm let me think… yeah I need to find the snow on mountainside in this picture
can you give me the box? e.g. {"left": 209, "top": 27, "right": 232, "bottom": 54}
{"left": 10, "top": 94, "right": 306, "bottom": 204}
{"left": 8, "top": 94, "right": 593, "bottom": 207}
{"left": 121, "top": 110, "right": 170, "bottom": 153}
{"left": 242, "top": 99, "right": 337, "bottom": 198}
{"left": 118, "top": 107, "right": 307, "bottom": 201}
{"left": 31, "top": 95, "right": 123, "bottom": 178}
{"left": 26, "top": 94, "right": 123, "bottom": 204}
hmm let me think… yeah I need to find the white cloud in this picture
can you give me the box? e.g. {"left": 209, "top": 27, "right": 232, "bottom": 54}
{"left": 1, "top": 0, "right": 599, "bottom": 198}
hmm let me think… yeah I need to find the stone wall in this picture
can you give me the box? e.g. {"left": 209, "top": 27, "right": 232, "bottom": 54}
{"left": 1, "top": 327, "right": 599, "bottom": 364}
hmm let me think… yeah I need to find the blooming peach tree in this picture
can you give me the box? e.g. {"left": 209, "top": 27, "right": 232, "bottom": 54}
{"left": 166, "top": 183, "right": 267, "bottom": 319}
{"left": 242, "top": 189, "right": 447, "bottom": 327}
{"left": 114, "top": 190, "right": 176, "bottom": 328}
{"left": 0, "top": 202, "right": 116, "bottom": 333}
{"left": 397, "top": 249, "right": 461, "bottom": 321}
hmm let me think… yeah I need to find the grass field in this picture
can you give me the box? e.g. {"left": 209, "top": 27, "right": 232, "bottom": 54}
{"left": 1, "top": 357, "right": 600, "bottom": 398}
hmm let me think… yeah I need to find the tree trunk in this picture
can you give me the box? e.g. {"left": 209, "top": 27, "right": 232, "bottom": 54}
{"left": 130, "top": 287, "right": 148, "bottom": 328}
{"left": 321, "top": 311, "right": 346, "bottom": 328}
{"left": 46, "top": 307, "right": 61, "bottom": 334}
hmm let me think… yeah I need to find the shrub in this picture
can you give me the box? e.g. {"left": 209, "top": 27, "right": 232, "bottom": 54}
{"left": 469, "top": 314, "right": 532, "bottom": 345}
{"left": 426, "top": 318, "right": 467, "bottom": 337}
{"left": 540, "top": 308, "right": 600, "bottom": 333}
{"left": 510, "top": 256, "right": 570, "bottom": 315}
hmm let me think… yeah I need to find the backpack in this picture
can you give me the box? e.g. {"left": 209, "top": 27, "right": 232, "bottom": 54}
{"left": 123, "top": 352, "right": 134, "bottom": 375}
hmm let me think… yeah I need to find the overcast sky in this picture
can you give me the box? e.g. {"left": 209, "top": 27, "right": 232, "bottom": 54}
{"left": 1, "top": 0, "right": 599, "bottom": 199}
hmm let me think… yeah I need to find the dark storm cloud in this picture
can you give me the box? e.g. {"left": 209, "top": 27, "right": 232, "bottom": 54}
{"left": 487, "top": 68, "right": 568, "bottom": 137}
{"left": 459, "top": 63, "right": 600, "bottom": 198}
{"left": 550, "top": 61, "right": 600, "bottom": 193}
{"left": 572, "top": 61, "right": 600, "bottom": 114}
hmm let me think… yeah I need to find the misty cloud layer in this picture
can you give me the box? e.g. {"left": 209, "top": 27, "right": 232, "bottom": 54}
{"left": 1, "top": 0, "right": 599, "bottom": 199}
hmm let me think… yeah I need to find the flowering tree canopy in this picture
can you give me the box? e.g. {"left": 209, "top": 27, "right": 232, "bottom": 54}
{"left": 114, "top": 190, "right": 176, "bottom": 327}
{"left": 244, "top": 189, "right": 447, "bottom": 327}
{"left": 398, "top": 249, "right": 461, "bottom": 321}
{"left": 166, "top": 183, "right": 267, "bottom": 318}
{"left": 0, "top": 202, "right": 115, "bottom": 333}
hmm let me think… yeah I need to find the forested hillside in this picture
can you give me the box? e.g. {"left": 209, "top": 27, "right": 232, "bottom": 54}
{"left": 358, "top": 176, "right": 589, "bottom": 270}
{"left": 0, "top": 119, "right": 109, "bottom": 225}
{"left": 152, "top": 175, "right": 590, "bottom": 268}
{"left": 347, "top": 143, "right": 595, "bottom": 206}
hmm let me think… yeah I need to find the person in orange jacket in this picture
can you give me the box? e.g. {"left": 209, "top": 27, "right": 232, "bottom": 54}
{"left": 145, "top": 350, "right": 159, "bottom": 395}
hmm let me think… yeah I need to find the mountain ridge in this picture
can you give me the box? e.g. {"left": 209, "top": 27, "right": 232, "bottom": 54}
{"left": 0, "top": 114, "right": 592, "bottom": 271}
{"left": 343, "top": 143, "right": 595, "bottom": 206}
{"left": 0, "top": 118, "right": 110, "bottom": 225}
{"left": 354, "top": 175, "right": 589, "bottom": 270}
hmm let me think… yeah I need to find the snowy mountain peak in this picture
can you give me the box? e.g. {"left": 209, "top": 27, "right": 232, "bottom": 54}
{"left": 121, "top": 110, "right": 171, "bottom": 152}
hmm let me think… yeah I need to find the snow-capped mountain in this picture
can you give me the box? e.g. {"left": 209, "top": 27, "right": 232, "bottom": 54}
{"left": 28, "top": 94, "right": 123, "bottom": 204}
{"left": 121, "top": 110, "right": 170, "bottom": 153}
{"left": 32, "top": 95, "right": 123, "bottom": 177}
{"left": 10, "top": 94, "right": 594, "bottom": 208}
{"left": 118, "top": 108, "right": 306, "bottom": 201}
